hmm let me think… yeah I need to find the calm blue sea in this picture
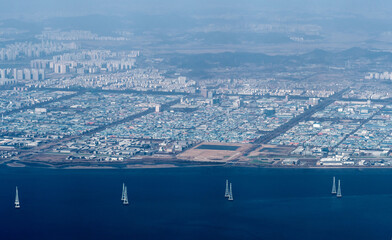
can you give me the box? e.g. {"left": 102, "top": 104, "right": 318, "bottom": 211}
{"left": 1, "top": 166, "right": 392, "bottom": 240}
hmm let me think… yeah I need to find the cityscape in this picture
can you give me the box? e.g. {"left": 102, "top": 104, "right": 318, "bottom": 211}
{"left": 0, "top": 27, "right": 391, "bottom": 168}
{"left": 3, "top": 1, "right": 392, "bottom": 239}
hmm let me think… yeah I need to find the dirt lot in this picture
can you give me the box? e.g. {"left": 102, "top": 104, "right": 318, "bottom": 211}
{"left": 248, "top": 144, "right": 295, "bottom": 157}
{"left": 177, "top": 142, "right": 253, "bottom": 162}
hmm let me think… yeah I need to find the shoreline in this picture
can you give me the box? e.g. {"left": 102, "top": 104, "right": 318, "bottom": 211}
{"left": 3, "top": 161, "right": 392, "bottom": 170}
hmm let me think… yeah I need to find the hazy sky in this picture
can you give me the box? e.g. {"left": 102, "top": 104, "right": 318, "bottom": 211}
{"left": 1, "top": 0, "right": 392, "bottom": 20}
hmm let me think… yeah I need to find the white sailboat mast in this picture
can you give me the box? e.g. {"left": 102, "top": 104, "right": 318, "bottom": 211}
{"left": 225, "top": 180, "right": 230, "bottom": 198}
{"left": 228, "top": 183, "right": 233, "bottom": 201}
{"left": 331, "top": 176, "right": 336, "bottom": 194}
{"left": 15, "top": 186, "right": 20, "bottom": 209}
{"left": 337, "top": 180, "right": 342, "bottom": 198}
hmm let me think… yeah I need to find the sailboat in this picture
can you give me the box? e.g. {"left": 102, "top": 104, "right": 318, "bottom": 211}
{"left": 331, "top": 176, "right": 336, "bottom": 194}
{"left": 225, "top": 179, "right": 230, "bottom": 198}
{"left": 228, "top": 183, "right": 233, "bottom": 201}
{"left": 123, "top": 186, "right": 129, "bottom": 205}
{"left": 15, "top": 186, "right": 20, "bottom": 209}
{"left": 121, "top": 183, "right": 125, "bottom": 201}
{"left": 121, "top": 183, "right": 129, "bottom": 205}
{"left": 336, "top": 180, "right": 342, "bottom": 198}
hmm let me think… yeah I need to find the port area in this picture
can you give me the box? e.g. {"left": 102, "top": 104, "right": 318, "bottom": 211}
{"left": 2, "top": 142, "right": 391, "bottom": 169}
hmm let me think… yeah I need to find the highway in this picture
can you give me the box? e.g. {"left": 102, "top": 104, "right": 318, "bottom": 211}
{"left": 243, "top": 88, "right": 348, "bottom": 155}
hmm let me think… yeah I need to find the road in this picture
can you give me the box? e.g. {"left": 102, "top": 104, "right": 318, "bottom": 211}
{"left": 255, "top": 88, "right": 347, "bottom": 144}
{"left": 243, "top": 88, "right": 347, "bottom": 155}
{"left": 2, "top": 92, "right": 80, "bottom": 117}
{"left": 331, "top": 105, "right": 386, "bottom": 151}
{"left": 17, "top": 98, "right": 182, "bottom": 158}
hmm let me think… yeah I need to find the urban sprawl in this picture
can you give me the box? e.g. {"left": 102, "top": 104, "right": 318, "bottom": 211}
{"left": 1, "top": 30, "right": 392, "bottom": 168}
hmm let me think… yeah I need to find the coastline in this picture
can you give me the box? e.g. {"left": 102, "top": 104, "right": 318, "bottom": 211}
{"left": 3, "top": 160, "right": 392, "bottom": 170}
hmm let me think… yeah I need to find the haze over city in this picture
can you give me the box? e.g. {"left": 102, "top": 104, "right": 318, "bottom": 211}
{"left": 1, "top": 1, "right": 392, "bottom": 239}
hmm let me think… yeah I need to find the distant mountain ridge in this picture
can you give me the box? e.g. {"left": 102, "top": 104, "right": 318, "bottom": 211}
{"left": 164, "top": 47, "right": 392, "bottom": 69}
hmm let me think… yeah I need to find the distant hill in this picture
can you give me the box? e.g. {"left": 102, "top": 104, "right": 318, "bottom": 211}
{"left": 163, "top": 48, "right": 392, "bottom": 69}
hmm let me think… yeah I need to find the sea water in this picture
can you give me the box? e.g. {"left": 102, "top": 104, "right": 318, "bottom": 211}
{"left": 1, "top": 166, "right": 392, "bottom": 240}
